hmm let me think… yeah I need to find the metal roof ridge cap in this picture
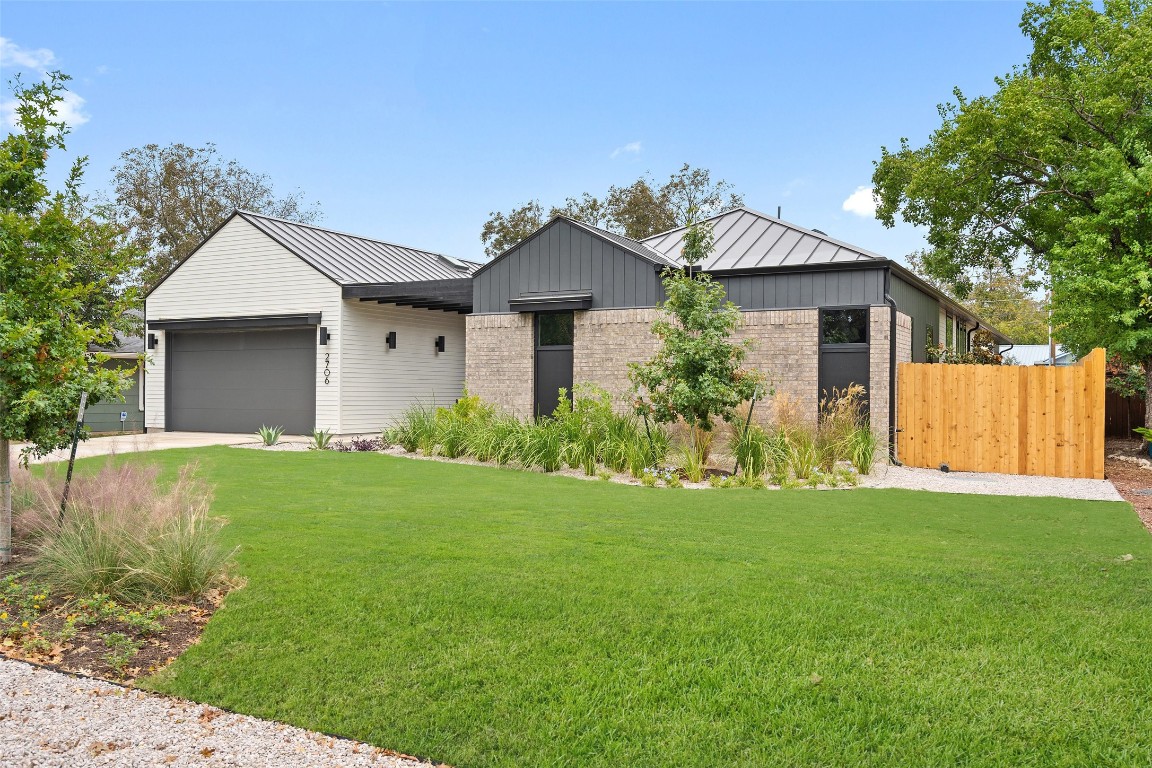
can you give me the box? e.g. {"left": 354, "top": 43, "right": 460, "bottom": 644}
{"left": 235, "top": 209, "right": 469, "bottom": 263}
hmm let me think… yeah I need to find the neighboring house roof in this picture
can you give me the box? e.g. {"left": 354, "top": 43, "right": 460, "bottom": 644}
{"left": 90, "top": 309, "right": 144, "bottom": 358}
{"left": 237, "top": 210, "right": 481, "bottom": 285}
{"left": 642, "top": 207, "right": 881, "bottom": 270}
{"left": 1000, "top": 344, "right": 1076, "bottom": 366}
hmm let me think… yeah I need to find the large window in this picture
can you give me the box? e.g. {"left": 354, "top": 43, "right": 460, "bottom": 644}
{"left": 537, "top": 312, "right": 574, "bottom": 347}
{"left": 820, "top": 308, "right": 868, "bottom": 345}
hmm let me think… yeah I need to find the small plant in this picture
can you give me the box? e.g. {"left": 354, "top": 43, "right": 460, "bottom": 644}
{"left": 678, "top": 442, "right": 707, "bottom": 484}
{"left": 257, "top": 425, "right": 284, "bottom": 446}
{"left": 846, "top": 428, "right": 877, "bottom": 474}
{"left": 120, "top": 606, "right": 172, "bottom": 636}
{"left": 308, "top": 428, "right": 334, "bottom": 450}
{"left": 732, "top": 422, "right": 770, "bottom": 479}
{"left": 101, "top": 631, "right": 142, "bottom": 676}
{"left": 639, "top": 469, "right": 658, "bottom": 487}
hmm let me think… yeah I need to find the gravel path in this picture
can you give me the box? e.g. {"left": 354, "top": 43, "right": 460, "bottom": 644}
{"left": 0, "top": 659, "right": 435, "bottom": 768}
{"left": 860, "top": 462, "right": 1124, "bottom": 501}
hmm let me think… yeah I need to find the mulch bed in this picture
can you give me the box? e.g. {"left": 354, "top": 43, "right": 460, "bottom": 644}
{"left": 1106, "top": 439, "right": 1152, "bottom": 534}
{"left": 1, "top": 546, "right": 223, "bottom": 684}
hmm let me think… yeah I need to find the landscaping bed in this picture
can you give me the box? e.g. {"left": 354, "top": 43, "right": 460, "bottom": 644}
{"left": 0, "top": 572, "right": 221, "bottom": 682}
{"left": 1107, "top": 438, "right": 1152, "bottom": 532}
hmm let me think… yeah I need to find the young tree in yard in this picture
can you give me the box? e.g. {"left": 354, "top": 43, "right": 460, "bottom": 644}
{"left": 872, "top": 0, "right": 1152, "bottom": 427}
{"left": 1, "top": 74, "right": 139, "bottom": 563}
{"left": 111, "top": 142, "right": 321, "bottom": 290}
{"left": 628, "top": 220, "right": 764, "bottom": 468}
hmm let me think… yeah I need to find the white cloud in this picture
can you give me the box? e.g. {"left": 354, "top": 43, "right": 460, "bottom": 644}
{"left": 2, "top": 89, "right": 89, "bottom": 130}
{"left": 0, "top": 38, "right": 91, "bottom": 130}
{"left": 842, "top": 185, "right": 879, "bottom": 217}
{"left": 610, "top": 141, "right": 642, "bottom": 159}
{"left": 0, "top": 37, "right": 56, "bottom": 70}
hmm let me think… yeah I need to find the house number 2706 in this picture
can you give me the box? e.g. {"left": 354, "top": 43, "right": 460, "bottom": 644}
{"left": 324, "top": 352, "right": 331, "bottom": 385}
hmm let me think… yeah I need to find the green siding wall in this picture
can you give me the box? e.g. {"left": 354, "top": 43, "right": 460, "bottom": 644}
{"left": 890, "top": 276, "right": 940, "bottom": 363}
{"left": 86, "top": 359, "right": 144, "bottom": 433}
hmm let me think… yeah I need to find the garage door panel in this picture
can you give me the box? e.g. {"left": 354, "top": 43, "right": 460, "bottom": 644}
{"left": 167, "top": 329, "right": 316, "bottom": 433}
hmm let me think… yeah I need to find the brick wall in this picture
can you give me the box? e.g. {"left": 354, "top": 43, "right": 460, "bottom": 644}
{"left": 573, "top": 308, "right": 661, "bottom": 407}
{"left": 465, "top": 313, "right": 534, "bottom": 416}
{"left": 739, "top": 309, "right": 820, "bottom": 426}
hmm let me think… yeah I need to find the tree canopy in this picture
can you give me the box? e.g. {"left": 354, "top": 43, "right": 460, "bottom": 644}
{"left": 480, "top": 164, "right": 743, "bottom": 258}
{"left": 1, "top": 73, "right": 141, "bottom": 561}
{"left": 111, "top": 142, "right": 322, "bottom": 290}
{"left": 872, "top": 0, "right": 1151, "bottom": 419}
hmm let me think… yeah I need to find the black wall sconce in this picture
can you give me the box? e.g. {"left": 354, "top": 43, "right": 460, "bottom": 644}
{"left": 386, "top": 331, "right": 397, "bottom": 350}
{"left": 319, "top": 327, "right": 331, "bottom": 345}
{"left": 147, "top": 333, "right": 158, "bottom": 350}
{"left": 434, "top": 335, "right": 445, "bottom": 353}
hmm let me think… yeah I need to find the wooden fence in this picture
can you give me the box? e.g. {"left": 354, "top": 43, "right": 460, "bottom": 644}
{"left": 896, "top": 348, "right": 1105, "bottom": 479}
{"left": 1104, "top": 389, "right": 1145, "bottom": 439}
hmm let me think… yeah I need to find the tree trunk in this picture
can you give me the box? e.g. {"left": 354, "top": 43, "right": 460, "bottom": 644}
{"left": 1145, "top": 358, "right": 1152, "bottom": 450}
{"left": 1, "top": 433, "right": 10, "bottom": 565}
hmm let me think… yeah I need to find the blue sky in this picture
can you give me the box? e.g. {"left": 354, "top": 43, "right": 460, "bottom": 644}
{"left": 2, "top": 1, "right": 1032, "bottom": 264}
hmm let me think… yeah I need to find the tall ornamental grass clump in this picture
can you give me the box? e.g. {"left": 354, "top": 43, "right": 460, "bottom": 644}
{"left": 386, "top": 387, "right": 667, "bottom": 477}
{"left": 14, "top": 463, "right": 235, "bottom": 603}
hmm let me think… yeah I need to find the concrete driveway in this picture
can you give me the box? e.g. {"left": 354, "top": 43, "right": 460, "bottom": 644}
{"left": 17, "top": 432, "right": 257, "bottom": 464}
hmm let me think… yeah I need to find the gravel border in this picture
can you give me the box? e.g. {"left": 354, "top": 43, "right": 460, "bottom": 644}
{"left": 0, "top": 658, "right": 437, "bottom": 768}
{"left": 859, "top": 462, "right": 1124, "bottom": 501}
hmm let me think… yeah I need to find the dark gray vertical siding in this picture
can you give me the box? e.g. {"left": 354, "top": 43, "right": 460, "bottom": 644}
{"left": 473, "top": 219, "right": 663, "bottom": 312}
{"left": 719, "top": 269, "right": 887, "bottom": 310}
{"left": 890, "top": 276, "right": 940, "bottom": 363}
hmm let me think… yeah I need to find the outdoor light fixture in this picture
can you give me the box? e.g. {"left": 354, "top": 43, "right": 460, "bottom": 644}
{"left": 386, "top": 331, "right": 397, "bottom": 350}
{"left": 147, "top": 333, "right": 158, "bottom": 350}
{"left": 435, "top": 335, "right": 446, "bottom": 353}
{"left": 319, "top": 327, "right": 330, "bottom": 345}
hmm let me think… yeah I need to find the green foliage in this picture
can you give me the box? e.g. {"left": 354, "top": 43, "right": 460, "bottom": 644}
{"left": 629, "top": 221, "right": 765, "bottom": 460}
{"left": 256, "top": 425, "right": 284, "bottom": 446}
{"left": 112, "top": 142, "right": 321, "bottom": 290}
{"left": 101, "top": 631, "right": 142, "bottom": 676}
{"left": 732, "top": 422, "right": 771, "bottom": 479}
{"left": 1, "top": 73, "right": 141, "bottom": 458}
{"left": 871, "top": 0, "right": 1152, "bottom": 415}
{"left": 1107, "top": 363, "right": 1147, "bottom": 397}
{"left": 479, "top": 164, "right": 744, "bottom": 257}
{"left": 308, "top": 428, "right": 334, "bottom": 450}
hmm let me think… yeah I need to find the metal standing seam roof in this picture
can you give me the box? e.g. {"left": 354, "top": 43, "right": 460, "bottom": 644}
{"left": 641, "top": 207, "right": 882, "bottom": 270}
{"left": 560, "top": 217, "right": 680, "bottom": 268}
{"left": 237, "top": 210, "right": 482, "bottom": 285}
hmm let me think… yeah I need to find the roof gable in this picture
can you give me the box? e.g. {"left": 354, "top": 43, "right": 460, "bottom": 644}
{"left": 642, "top": 207, "right": 882, "bottom": 270}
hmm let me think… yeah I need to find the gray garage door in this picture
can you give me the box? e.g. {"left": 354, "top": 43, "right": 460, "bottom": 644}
{"left": 167, "top": 329, "right": 316, "bottom": 434}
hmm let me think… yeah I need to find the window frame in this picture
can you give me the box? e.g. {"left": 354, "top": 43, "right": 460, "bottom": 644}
{"left": 818, "top": 306, "right": 871, "bottom": 348}
{"left": 535, "top": 311, "right": 575, "bottom": 350}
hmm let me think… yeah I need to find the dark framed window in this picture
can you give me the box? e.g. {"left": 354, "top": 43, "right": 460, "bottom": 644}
{"left": 820, "top": 308, "right": 868, "bottom": 345}
{"left": 537, "top": 312, "right": 574, "bottom": 348}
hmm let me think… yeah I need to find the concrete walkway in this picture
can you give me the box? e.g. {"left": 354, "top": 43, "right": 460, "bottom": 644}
{"left": 16, "top": 432, "right": 260, "bottom": 464}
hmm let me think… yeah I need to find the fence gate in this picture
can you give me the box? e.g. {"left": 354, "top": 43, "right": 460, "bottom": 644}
{"left": 896, "top": 348, "right": 1105, "bottom": 479}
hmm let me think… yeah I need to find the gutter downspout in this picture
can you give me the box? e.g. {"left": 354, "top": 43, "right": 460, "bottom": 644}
{"left": 966, "top": 322, "right": 980, "bottom": 354}
{"left": 883, "top": 266, "right": 901, "bottom": 466}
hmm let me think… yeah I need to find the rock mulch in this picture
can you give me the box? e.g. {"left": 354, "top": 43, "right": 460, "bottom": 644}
{"left": 0, "top": 659, "right": 439, "bottom": 768}
{"left": 860, "top": 463, "right": 1124, "bottom": 502}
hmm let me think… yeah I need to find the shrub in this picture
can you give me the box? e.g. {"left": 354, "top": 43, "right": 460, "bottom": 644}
{"left": 388, "top": 402, "right": 438, "bottom": 453}
{"left": 256, "top": 425, "right": 284, "bottom": 446}
{"left": 731, "top": 422, "right": 770, "bottom": 478}
{"left": 308, "top": 429, "right": 334, "bottom": 450}
{"left": 17, "top": 462, "right": 235, "bottom": 603}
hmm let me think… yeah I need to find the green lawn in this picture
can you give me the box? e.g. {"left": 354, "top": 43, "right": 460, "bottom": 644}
{"left": 127, "top": 448, "right": 1150, "bottom": 767}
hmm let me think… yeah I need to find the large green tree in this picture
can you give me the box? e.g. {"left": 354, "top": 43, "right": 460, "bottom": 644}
{"left": 1, "top": 74, "right": 140, "bottom": 563}
{"left": 111, "top": 142, "right": 322, "bottom": 290}
{"left": 480, "top": 164, "right": 743, "bottom": 258}
{"left": 873, "top": 0, "right": 1151, "bottom": 425}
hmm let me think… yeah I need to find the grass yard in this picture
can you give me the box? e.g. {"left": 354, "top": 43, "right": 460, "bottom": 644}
{"left": 126, "top": 448, "right": 1151, "bottom": 767}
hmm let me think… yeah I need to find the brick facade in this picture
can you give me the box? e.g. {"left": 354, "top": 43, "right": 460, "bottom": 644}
{"left": 465, "top": 313, "right": 534, "bottom": 416}
{"left": 466, "top": 307, "right": 904, "bottom": 441}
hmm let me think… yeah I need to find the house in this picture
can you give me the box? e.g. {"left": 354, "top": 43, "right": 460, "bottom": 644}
{"left": 1000, "top": 344, "right": 1075, "bottom": 366}
{"left": 144, "top": 211, "right": 478, "bottom": 434}
{"left": 466, "top": 207, "right": 1009, "bottom": 445}
{"left": 87, "top": 320, "right": 145, "bottom": 434}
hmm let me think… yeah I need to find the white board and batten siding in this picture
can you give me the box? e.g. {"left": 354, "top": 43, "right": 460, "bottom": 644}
{"left": 339, "top": 301, "right": 467, "bottom": 434}
{"left": 145, "top": 216, "right": 343, "bottom": 432}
